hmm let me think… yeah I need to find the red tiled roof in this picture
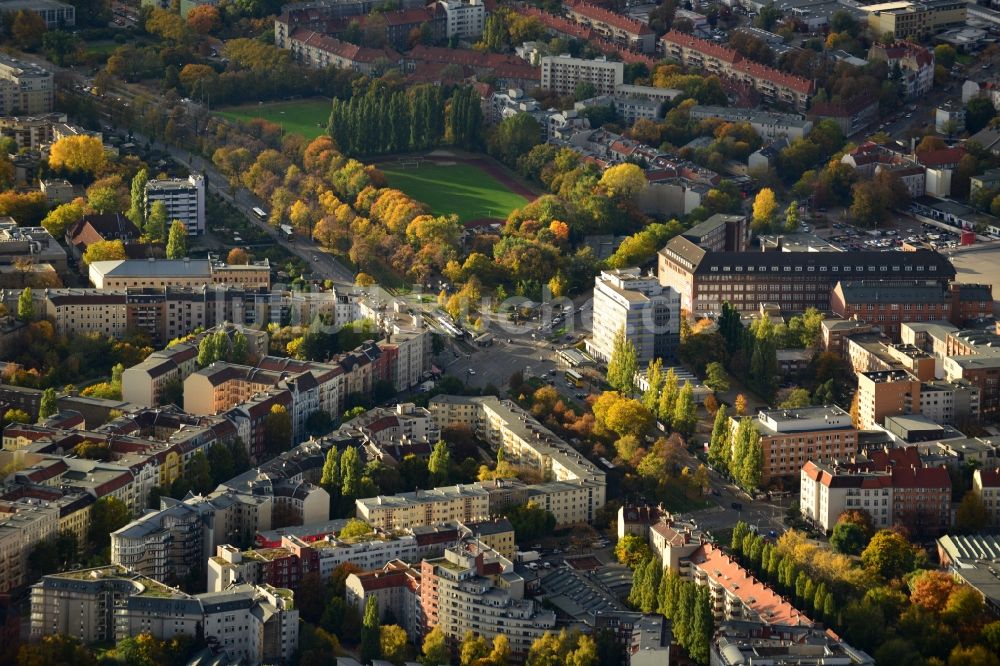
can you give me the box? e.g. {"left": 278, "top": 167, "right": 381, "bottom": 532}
{"left": 522, "top": 7, "right": 657, "bottom": 66}
{"left": 662, "top": 31, "right": 813, "bottom": 95}
{"left": 979, "top": 468, "right": 1000, "bottom": 487}
{"left": 917, "top": 146, "right": 966, "bottom": 167}
{"left": 891, "top": 465, "right": 951, "bottom": 489}
{"left": 565, "top": 0, "right": 654, "bottom": 36}
{"left": 290, "top": 28, "right": 402, "bottom": 64}
{"left": 689, "top": 544, "right": 813, "bottom": 627}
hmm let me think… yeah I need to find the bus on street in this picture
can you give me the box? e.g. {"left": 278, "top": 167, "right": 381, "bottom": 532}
{"left": 252, "top": 207, "right": 268, "bottom": 220}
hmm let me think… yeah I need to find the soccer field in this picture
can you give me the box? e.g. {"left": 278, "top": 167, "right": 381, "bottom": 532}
{"left": 214, "top": 99, "right": 331, "bottom": 139}
{"left": 381, "top": 163, "right": 529, "bottom": 222}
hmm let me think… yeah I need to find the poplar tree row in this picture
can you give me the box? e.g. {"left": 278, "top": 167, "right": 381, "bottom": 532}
{"left": 707, "top": 408, "right": 763, "bottom": 491}
{"left": 628, "top": 556, "right": 713, "bottom": 664}
{"left": 327, "top": 84, "right": 482, "bottom": 156}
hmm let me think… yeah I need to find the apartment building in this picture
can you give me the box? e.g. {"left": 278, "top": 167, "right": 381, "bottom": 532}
{"left": 438, "top": 0, "right": 484, "bottom": 38}
{"left": 660, "top": 31, "right": 813, "bottom": 111}
{"left": 0, "top": 112, "right": 66, "bottom": 150}
{"left": 739, "top": 406, "right": 858, "bottom": 486}
{"left": 88, "top": 257, "right": 271, "bottom": 290}
{"left": 0, "top": 54, "right": 54, "bottom": 115}
{"left": 478, "top": 477, "right": 609, "bottom": 526}
{"left": 800, "top": 447, "right": 952, "bottom": 536}
{"left": 564, "top": 0, "right": 656, "bottom": 53}
{"left": 209, "top": 523, "right": 459, "bottom": 593}
{"left": 586, "top": 267, "right": 681, "bottom": 365}
{"left": 31, "top": 565, "right": 298, "bottom": 665}
{"left": 345, "top": 561, "right": 424, "bottom": 640}
{"left": 611, "top": 84, "right": 682, "bottom": 124}
{"left": 863, "top": 0, "right": 966, "bottom": 38}
{"left": 0, "top": 499, "right": 59, "bottom": 593}
{"left": 682, "top": 543, "right": 813, "bottom": 627}
{"left": 428, "top": 395, "right": 607, "bottom": 519}
{"left": 286, "top": 28, "right": 403, "bottom": 74}
{"left": 111, "top": 490, "right": 273, "bottom": 585}
{"left": 657, "top": 236, "right": 955, "bottom": 316}
{"left": 867, "top": 41, "right": 934, "bottom": 99}
{"left": 356, "top": 484, "right": 491, "bottom": 530}
{"left": 710, "top": 622, "right": 874, "bottom": 665}
{"left": 973, "top": 467, "right": 1000, "bottom": 528}
{"left": 273, "top": 0, "right": 427, "bottom": 49}
{"left": 420, "top": 544, "right": 557, "bottom": 659}
{"left": 144, "top": 174, "right": 205, "bottom": 235}
{"left": 0, "top": 0, "right": 75, "bottom": 28}
{"left": 689, "top": 105, "right": 814, "bottom": 141}
{"left": 858, "top": 369, "right": 981, "bottom": 429}
{"left": 944, "top": 354, "right": 1000, "bottom": 418}
{"left": 541, "top": 55, "right": 625, "bottom": 96}
{"left": 184, "top": 356, "right": 345, "bottom": 443}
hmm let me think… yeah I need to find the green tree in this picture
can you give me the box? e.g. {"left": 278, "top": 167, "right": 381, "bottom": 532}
{"left": 830, "top": 520, "right": 868, "bottom": 555}
{"left": 966, "top": 96, "right": 998, "bottom": 135}
{"left": 264, "top": 404, "right": 291, "bottom": 456}
{"left": 128, "top": 168, "right": 148, "bottom": 228}
{"left": 955, "top": 490, "right": 989, "bottom": 532}
{"left": 380, "top": 625, "right": 408, "bottom": 666}
{"left": 339, "top": 518, "right": 373, "bottom": 540}
{"left": 321, "top": 447, "right": 341, "bottom": 494}
{"left": 704, "top": 361, "right": 729, "bottom": 392}
{"left": 861, "top": 529, "right": 916, "bottom": 580}
{"left": 17, "top": 286, "right": 33, "bottom": 321}
{"left": 507, "top": 502, "right": 556, "bottom": 542}
{"left": 230, "top": 330, "right": 249, "bottom": 364}
{"left": 428, "top": 439, "right": 452, "bottom": 485}
{"left": 607, "top": 326, "right": 638, "bottom": 395}
{"left": 361, "top": 596, "right": 381, "bottom": 663}
{"left": 688, "top": 586, "right": 713, "bottom": 665}
{"left": 340, "top": 445, "right": 362, "bottom": 498}
{"left": 38, "top": 387, "right": 58, "bottom": 421}
{"left": 657, "top": 368, "right": 679, "bottom": 422}
{"left": 707, "top": 406, "right": 729, "bottom": 472}
{"left": 88, "top": 496, "right": 131, "bottom": 553}
{"left": 784, "top": 200, "right": 800, "bottom": 232}
{"left": 615, "top": 534, "right": 652, "bottom": 568}
{"left": 165, "top": 220, "right": 188, "bottom": 259}
{"left": 146, "top": 200, "right": 167, "bottom": 242}
{"left": 672, "top": 381, "right": 696, "bottom": 436}
{"left": 642, "top": 358, "right": 664, "bottom": 414}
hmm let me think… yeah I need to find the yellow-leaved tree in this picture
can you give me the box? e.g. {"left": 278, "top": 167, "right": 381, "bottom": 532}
{"left": 48, "top": 136, "right": 106, "bottom": 175}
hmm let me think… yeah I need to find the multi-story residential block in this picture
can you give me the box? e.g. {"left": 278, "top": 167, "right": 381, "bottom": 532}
{"left": 144, "top": 174, "right": 206, "bottom": 235}
{"left": 122, "top": 323, "right": 267, "bottom": 406}
{"left": 680, "top": 213, "right": 749, "bottom": 253}
{"left": 564, "top": 0, "right": 656, "bottom": 53}
{"left": 801, "top": 446, "right": 951, "bottom": 536}
{"left": 88, "top": 257, "right": 271, "bottom": 290}
{"left": 0, "top": 112, "right": 66, "bottom": 150}
{"left": 345, "top": 560, "right": 424, "bottom": 640}
{"left": 935, "top": 101, "right": 966, "bottom": 135}
{"left": 660, "top": 31, "right": 813, "bottom": 111}
{"left": 610, "top": 84, "right": 682, "bottom": 124}
{"left": 428, "top": 395, "right": 607, "bottom": 517}
{"left": 973, "top": 467, "right": 1000, "bottom": 528}
{"left": 710, "top": 621, "right": 874, "bottom": 665}
{"left": 657, "top": 237, "right": 955, "bottom": 316}
{"left": 689, "top": 106, "right": 814, "bottom": 141}
{"left": 273, "top": 0, "right": 427, "bottom": 49}
{"left": 821, "top": 318, "right": 876, "bottom": 356}
{"left": 286, "top": 29, "right": 403, "bottom": 73}
{"left": 0, "top": 54, "right": 53, "bottom": 115}
{"left": 586, "top": 267, "right": 680, "bottom": 365}
{"left": 863, "top": 0, "right": 966, "bottom": 38}
{"left": 420, "top": 543, "right": 557, "bottom": 659}
{"left": 540, "top": 55, "right": 624, "bottom": 96}
{"left": 356, "top": 484, "right": 491, "bottom": 530}
{"left": 111, "top": 490, "right": 273, "bottom": 585}
{"left": 438, "top": 0, "right": 484, "bottom": 38}
{"left": 739, "top": 406, "right": 858, "bottom": 486}
{"left": 0, "top": 0, "right": 75, "bottom": 28}
{"left": 867, "top": 41, "right": 934, "bottom": 99}
{"left": 0, "top": 498, "right": 59, "bottom": 593}
{"left": 31, "top": 565, "right": 298, "bottom": 665}
{"left": 944, "top": 353, "right": 1000, "bottom": 418}
{"left": 479, "top": 478, "right": 609, "bottom": 526}
{"left": 682, "top": 543, "right": 813, "bottom": 627}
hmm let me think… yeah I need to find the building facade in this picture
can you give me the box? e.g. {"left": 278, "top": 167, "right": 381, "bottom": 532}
{"left": 540, "top": 55, "right": 625, "bottom": 96}
{"left": 587, "top": 268, "right": 681, "bottom": 365}
{"left": 144, "top": 174, "right": 206, "bottom": 236}
{"left": 0, "top": 54, "right": 53, "bottom": 116}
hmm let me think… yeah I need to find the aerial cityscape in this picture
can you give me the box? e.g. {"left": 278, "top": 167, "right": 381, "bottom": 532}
{"left": 3, "top": 0, "right": 1000, "bottom": 664}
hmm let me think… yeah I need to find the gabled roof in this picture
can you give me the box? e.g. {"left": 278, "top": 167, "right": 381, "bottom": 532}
{"left": 566, "top": 0, "right": 655, "bottom": 36}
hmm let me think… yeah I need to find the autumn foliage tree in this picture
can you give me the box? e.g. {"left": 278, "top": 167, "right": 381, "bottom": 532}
{"left": 186, "top": 4, "right": 221, "bottom": 34}
{"left": 48, "top": 135, "right": 107, "bottom": 175}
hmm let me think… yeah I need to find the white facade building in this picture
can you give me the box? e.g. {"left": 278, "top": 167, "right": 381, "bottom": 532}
{"left": 540, "top": 55, "right": 625, "bottom": 96}
{"left": 587, "top": 268, "right": 681, "bottom": 365}
{"left": 438, "top": 0, "right": 484, "bottom": 39}
{"left": 145, "top": 174, "right": 206, "bottom": 235}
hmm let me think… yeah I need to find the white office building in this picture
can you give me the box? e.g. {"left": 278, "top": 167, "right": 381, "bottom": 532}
{"left": 586, "top": 268, "right": 681, "bottom": 365}
{"left": 145, "top": 174, "right": 206, "bottom": 235}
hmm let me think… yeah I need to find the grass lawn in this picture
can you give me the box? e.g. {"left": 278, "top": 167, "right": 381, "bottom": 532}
{"left": 659, "top": 483, "right": 711, "bottom": 513}
{"left": 214, "top": 99, "right": 331, "bottom": 140}
{"left": 381, "top": 163, "right": 529, "bottom": 223}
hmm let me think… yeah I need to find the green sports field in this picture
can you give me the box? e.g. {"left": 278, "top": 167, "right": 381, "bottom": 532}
{"left": 214, "top": 99, "right": 331, "bottom": 139}
{"left": 381, "top": 163, "right": 529, "bottom": 223}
